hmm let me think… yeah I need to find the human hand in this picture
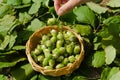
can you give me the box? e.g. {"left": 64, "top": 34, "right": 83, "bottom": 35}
{"left": 54, "top": 0, "right": 90, "bottom": 16}
{"left": 0, "top": 0, "right": 2, "bottom": 3}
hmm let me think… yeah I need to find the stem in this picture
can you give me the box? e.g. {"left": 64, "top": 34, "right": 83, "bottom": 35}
{"left": 51, "top": 12, "right": 55, "bottom": 18}
{"left": 94, "top": 23, "right": 103, "bottom": 34}
{"left": 57, "top": 16, "right": 60, "bottom": 21}
{"left": 38, "top": 12, "right": 50, "bottom": 18}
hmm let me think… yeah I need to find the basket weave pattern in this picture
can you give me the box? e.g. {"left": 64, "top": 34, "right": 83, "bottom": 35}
{"left": 26, "top": 26, "right": 84, "bottom": 76}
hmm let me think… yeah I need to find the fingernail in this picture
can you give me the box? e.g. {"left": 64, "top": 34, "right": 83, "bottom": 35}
{"left": 57, "top": 10, "right": 63, "bottom": 16}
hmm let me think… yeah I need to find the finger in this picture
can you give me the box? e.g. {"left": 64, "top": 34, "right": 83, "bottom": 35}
{"left": 57, "top": 0, "right": 81, "bottom": 16}
{"left": 62, "top": 0, "right": 69, "bottom": 4}
{"left": 54, "top": 0, "right": 62, "bottom": 12}
{"left": 57, "top": 0, "right": 90, "bottom": 16}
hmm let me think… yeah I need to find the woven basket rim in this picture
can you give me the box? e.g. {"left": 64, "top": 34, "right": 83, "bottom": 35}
{"left": 26, "top": 26, "right": 84, "bottom": 76}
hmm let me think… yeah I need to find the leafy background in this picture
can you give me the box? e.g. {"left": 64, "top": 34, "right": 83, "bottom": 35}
{"left": 0, "top": 0, "right": 120, "bottom": 80}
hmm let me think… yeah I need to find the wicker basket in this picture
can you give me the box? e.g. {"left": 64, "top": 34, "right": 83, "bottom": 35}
{"left": 26, "top": 26, "right": 84, "bottom": 76}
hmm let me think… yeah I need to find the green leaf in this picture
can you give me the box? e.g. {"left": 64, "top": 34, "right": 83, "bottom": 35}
{"left": 0, "top": 15, "right": 16, "bottom": 36}
{"left": 103, "top": 16, "right": 120, "bottom": 26}
{"left": 48, "top": 6, "right": 55, "bottom": 13}
{"left": 61, "top": 11, "right": 76, "bottom": 23}
{"left": 13, "top": 4, "right": 31, "bottom": 9}
{"left": 26, "top": 18, "right": 45, "bottom": 31}
{"left": 98, "top": 26, "right": 110, "bottom": 38}
{"left": 0, "top": 40, "right": 2, "bottom": 44}
{"left": 7, "top": 20, "right": 20, "bottom": 35}
{"left": 93, "top": 36, "right": 102, "bottom": 50}
{"left": 41, "top": 0, "right": 50, "bottom": 8}
{"left": 11, "top": 63, "right": 35, "bottom": 80}
{"left": 7, "top": 0, "right": 22, "bottom": 6}
{"left": 8, "top": 31, "right": 17, "bottom": 49}
{"left": 0, "top": 4, "right": 13, "bottom": 18}
{"left": 102, "top": 16, "right": 120, "bottom": 50}
{"left": 2, "top": 0, "right": 7, "bottom": 3}
{"left": 108, "top": 23, "right": 120, "bottom": 38}
{"left": 107, "top": 67, "right": 120, "bottom": 80}
{"left": 28, "top": 1, "right": 41, "bottom": 14}
{"left": 86, "top": 2, "right": 108, "bottom": 14}
{"left": 92, "top": 51, "right": 105, "bottom": 68}
{"left": 19, "top": 12, "right": 32, "bottom": 25}
{"left": 0, "top": 74, "right": 7, "bottom": 80}
{"left": 105, "top": 45, "right": 116, "bottom": 65}
{"left": 0, "top": 35, "right": 10, "bottom": 50}
{"left": 100, "top": 67, "right": 111, "bottom": 80}
{"left": 111, "top": 9, "right": 120, "bottom": 13}
{"left": 12, "top": 45, "right": 25, "bottom": 50}
{"left": 102, "top": 36, "right": 120, "bottom": 53}
{"left": 22, "top": 0, "right": 31, "bottom": 4}
{"left": 30, "top": 75, "right": 38, "bottom": 80}
{"left": 73, "top": 24, "right": 92, "bottom": 36}
{"left": 99, "top": 19, "right": 120, "bottom": 51}
{"left": 0, "top": 31, "right": 18, "bottom": 50}
{"left": 109, "top": 71, "right": 120, "bottom": 80}
{"left": 32, "top": 0, "right": 37, "bottom": 3}
{"left": 73, "top": 6, "right": 96, "bottom": 27}
{"left": 0, "top": 51, "right": 17, "bottom": 56}
{"left": 94, "top": 42, "right": 102, "bottom": 50}
{"left": 107, "top": 0, "right": 120, "bottom": 7}
{"left": 0, "top": 57, "right": 26, "bottom": 68}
